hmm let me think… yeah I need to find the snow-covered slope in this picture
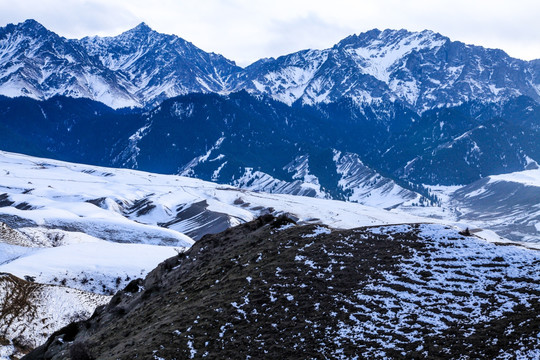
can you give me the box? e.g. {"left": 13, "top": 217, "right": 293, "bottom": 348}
{"left": 0, "top": 219, "right": 184, "bottom": 358}
{"left": 0, "top": 150, "right": 428, "bottom": 240}
{"left": 0, "top": 239, "right": 183, "bottom": 294}
{"left": 0, "top": 273, "right": 109, "bottom": 358}
{"left": 450, "top": 169, "right": 540, "bottom": 242}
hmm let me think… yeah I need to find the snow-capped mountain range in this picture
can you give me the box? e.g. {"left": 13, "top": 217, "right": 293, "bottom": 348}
{"left": 1, "top": 19, "right": 539, "bottom": 111}
{"left": 1, "top": 18, "right": 539, "bottom": 359}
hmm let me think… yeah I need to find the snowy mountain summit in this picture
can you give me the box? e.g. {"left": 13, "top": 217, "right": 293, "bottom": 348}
{"left": 237, "top": 28, "right": 540, "bottom": 111}
{"left": 0, "top": 20, "right": 139, "bottom": 108}
{"left": 80, "top": 22, "right": 240, "bottom": 107}
{"left": 0, "top": 20, "right": 539, "bottom": 110}
{"left": 0, "top": 20, "right": 241, "bottom": 108}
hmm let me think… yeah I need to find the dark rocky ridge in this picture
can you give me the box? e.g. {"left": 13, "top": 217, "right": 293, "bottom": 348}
{"left": 24, "top": 216, "right": 540, "bottom": 359}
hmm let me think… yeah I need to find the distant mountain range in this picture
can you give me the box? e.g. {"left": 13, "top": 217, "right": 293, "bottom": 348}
{"left": 0, "top": 19, "right": 539, "bottom": 219}
{"left": 1, "top": 20, "right": 539, "bottom": 111}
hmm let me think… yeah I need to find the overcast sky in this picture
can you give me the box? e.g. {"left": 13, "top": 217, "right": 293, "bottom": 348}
{"left": 1, "top": 0, "right": 539, "bottom": 66}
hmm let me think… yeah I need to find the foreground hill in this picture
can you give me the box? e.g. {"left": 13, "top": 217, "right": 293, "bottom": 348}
{"left": 25, "top": 216, "right": 540, "bottom": 359}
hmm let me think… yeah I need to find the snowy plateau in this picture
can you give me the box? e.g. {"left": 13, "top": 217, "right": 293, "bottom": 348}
{"left": 0, "top": 151, "right": 539, "bottom": 358}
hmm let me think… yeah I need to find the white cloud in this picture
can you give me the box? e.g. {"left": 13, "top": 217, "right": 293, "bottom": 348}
{"left": 0, "top": 0, "right": 539, "bottom": 65}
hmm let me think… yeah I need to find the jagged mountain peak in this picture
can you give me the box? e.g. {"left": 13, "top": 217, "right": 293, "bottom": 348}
{"left": 130, "top": 21, "right": 153, "bottom": 33}
{"left": 82, "top": 21, "right": 169, "bottom": 48}
{"left": 336, "top": 28, "right": 447, "bottom": 49}
{"left": 17, "top": 19, "right": 48, "bottom": 32}
{"left": 1, "top": 19, "right": 55, "bottom": 39}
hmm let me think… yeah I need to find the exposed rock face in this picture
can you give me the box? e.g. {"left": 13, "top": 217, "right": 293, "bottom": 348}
{"left": 24, "top": 216, "right": 540, "bottom": 359}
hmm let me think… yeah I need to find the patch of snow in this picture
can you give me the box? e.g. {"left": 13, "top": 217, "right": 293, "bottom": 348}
{"left": 302, "top": 226, "right": 331, "bottom": 238}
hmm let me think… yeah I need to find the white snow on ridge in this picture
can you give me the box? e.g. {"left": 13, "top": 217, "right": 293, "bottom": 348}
{"left": 347, "top": 31, "right": 446, "bottom": 83}
{"left": 0, "top": 240, "right": 182, "bottom": 294}
{"left": 487, "top": 168, "right": 540, "bottom": 187}
{"left": 333, "top": 151, "right": 422, "bottom": 208}
{"left": 232, "top": 167, "right": 324, "bottom": 198}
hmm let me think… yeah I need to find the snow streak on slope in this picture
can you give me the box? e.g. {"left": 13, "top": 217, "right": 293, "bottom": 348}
{"left": 326, "top": 224, "right": 540, "bottom": 358}
{"left": 179, "top": 136, "right": 226, "bottom": 177}
{"left": 333, "top": 150, "right": 422, "bottom": 208}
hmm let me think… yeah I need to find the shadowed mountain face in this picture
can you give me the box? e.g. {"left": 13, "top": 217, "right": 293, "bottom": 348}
{"left": 25, "top": 216, "right": 540, "bottom": 360}
{"left": 1, "top": 92, "right": 539, "bottom": 200}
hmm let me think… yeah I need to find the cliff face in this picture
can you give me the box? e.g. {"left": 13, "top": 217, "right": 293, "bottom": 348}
{"left": 25, "top": 216, "right": 540, "bottom": 359}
